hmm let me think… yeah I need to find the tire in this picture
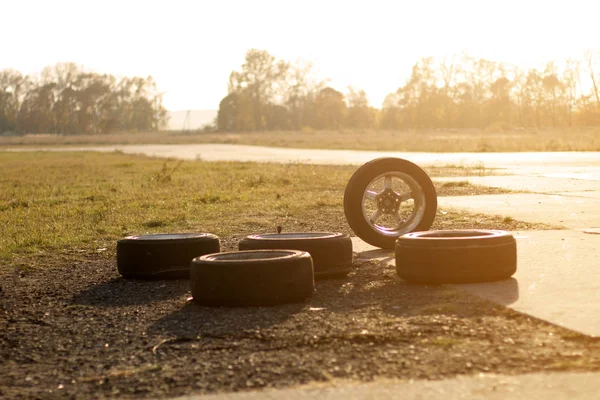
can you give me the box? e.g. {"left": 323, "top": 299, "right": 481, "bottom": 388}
{"left": 239, "top": 232, "right": 353, "bottom": 279}
{"left": 117, "top": 233, "right": 220, "bottom": 279}
{"left": 344, "top": 157, "right": 437, "bottom": 249}
{"left": 190, "top": 250, "right": 314, "bottom": 306}
{"left": 395, "top": 230, "right": 517, "bottom": 284}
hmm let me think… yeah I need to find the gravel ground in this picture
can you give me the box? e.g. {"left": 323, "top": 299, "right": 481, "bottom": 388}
{"left": 2, "top": 240, "right": 600, "bottom": 400}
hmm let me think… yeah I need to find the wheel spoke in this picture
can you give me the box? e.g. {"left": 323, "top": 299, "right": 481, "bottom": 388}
{"left": 398, "top": 190, "right": 413, "bottom": 202}
{"left": 365, "top": 190, "right": 378, "bottom": 201}
{"left": 383, "top": 175, "right": 393, "bottom": 189}
{"left": 393, "top": 213, "right": 406, "bottom": 225}
{"left": 369, "top": 210, "right": 382, "bottom": 224}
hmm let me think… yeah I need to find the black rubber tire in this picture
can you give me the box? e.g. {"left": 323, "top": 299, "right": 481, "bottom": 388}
{"left": 395, "top": 230, "right": 517, "bottom": 284}
{"left": 117, "top": 233, "right": 220, "bottom": 279}
{"left": 344, "top": 157, "right": 437, "bottom": 249}
{"left": 190, "top": 250, "right": 314, "bottom": 306}
{"left": 238, "top": 232, "right": 353, "bottom": 279}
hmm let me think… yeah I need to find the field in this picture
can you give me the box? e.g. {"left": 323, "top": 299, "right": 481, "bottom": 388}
{"left": 0, "top": 152, "right": 549, "bottom": 263}
{"left": 2, "top": 127, "right": 600, "bottom": 152}
{"left": 2, "top": 152, "right": 598, "bottom": 399}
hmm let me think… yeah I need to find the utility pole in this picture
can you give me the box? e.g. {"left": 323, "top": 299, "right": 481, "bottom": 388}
{"left": 182, "top": 110, "right": 191, "bottom": 132}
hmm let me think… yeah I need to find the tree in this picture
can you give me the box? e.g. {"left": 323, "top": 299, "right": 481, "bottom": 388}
{"left": 0, "top": 69, "right": 27, "bottom": 133}
{"left": 541, "top": 63, "right": 566, "bottom": 128}
{"left": 346, "top": 87, "right": 375, "bottom": 129}
{"left": 0, "top": 64, "right": 167, "bottom": 135}
{"left": 284, "top": 61, "right": 327, "bottom": 130}
{"left": 217, "top": 92, "right": 255, "bottom": 131}
{"left": 314, "top": 87, "right": 346, "bottom": 129}
{"left": 584, "top": 49, "right": 600, "bottom": 107}
{"left": 487, "top": 76, "right": 512, "bottom": 126}
{"left": 380, "top": 92, "right": 402, "bottom": 129}
{"left": 227, "top": 49, "right": 290, "bottom": 130}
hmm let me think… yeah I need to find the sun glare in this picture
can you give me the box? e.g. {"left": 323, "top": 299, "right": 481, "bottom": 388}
{"left": 0, "top": 0, "right": 597, "bottom": 110}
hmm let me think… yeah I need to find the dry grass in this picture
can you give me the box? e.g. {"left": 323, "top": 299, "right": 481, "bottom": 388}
{"left": 1, "top": 127, "right": 600, "bottom": 152}
{"left": 0, "top": 152, "right": 555, "bottom": 265}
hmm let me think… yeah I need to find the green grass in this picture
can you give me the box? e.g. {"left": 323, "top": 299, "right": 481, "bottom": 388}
{"left": 0, "top": 152, "right": 353, "bottom": 261}
{"left": 0, "top": 152, "right": 557, "bottom": 266}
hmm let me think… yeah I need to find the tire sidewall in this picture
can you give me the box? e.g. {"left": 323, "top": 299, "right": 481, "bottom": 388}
{"left": 190, "top": 250, "right": 314, "bottom": 306}
{"left": 117, "top": 233, "right": 220, "bottom": 279}
{"left": 395, "top": 230, "right": 517, "bottom": 284}
{"left": 238, "top": 233, "right": 353, "bottom": 278}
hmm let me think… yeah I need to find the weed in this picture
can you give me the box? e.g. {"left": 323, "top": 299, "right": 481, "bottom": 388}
{"left": 151, "top": 160, "right": 183, "bottom": 184}
{"left": 441, "top": 181, "right": 470, "bottom": 188}
{"left": 195, "top": 194, "right": 227, "bottom": 204}
{"left": 143, "top": 220, "right": 168, "bottom": 228}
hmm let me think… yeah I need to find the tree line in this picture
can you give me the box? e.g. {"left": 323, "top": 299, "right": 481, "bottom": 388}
{"left": 218, "top": 49, "right": 600, "bottom": 131}
{"left": 0, "top": 63, "right": 168, "bottom": 135}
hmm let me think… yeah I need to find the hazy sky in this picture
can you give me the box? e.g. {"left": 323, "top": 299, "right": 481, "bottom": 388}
{"left": 1, "top": 0, "right": 597, "bottom": 110}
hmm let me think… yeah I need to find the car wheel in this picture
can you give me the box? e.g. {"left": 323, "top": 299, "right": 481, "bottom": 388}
{"left": 344, "top": 157, "right": 437, "bottom": 249}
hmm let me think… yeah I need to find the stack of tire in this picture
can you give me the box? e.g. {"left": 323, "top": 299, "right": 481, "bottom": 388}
{"left": 116, "top": 231, "right": 353, "bottom": 307}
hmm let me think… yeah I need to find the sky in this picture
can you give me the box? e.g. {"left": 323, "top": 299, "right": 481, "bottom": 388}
{"left": 1, "top": 0, "right": 597, "bottom": 111}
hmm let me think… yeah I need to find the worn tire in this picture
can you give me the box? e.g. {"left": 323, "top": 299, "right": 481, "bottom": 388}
{"left": 239, "top": 232, "right": 353, "bottom": 279}
{"left": 344, "top": 157, "right": 437, "bottom": 249}
{"left": 395, "top": 230, "right": 517, "bottom": 284}
{"left": 117, "top": 233, "right": 220, "bottom": 279}
{"left": 191, "top": 250, "right": 314, "bottom": 306}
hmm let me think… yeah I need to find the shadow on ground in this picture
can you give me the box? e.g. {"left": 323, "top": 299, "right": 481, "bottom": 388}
{"left": 146, "top": 258, "right": 517, "bottom": 342}
{"left": 148, "top": 301, "right": 305, "bottom": 337}
{"left": 308, "top": 260, "right": 519, "bottom": 318}
{"left": 70, "top": 277, "right": 191, "bottom": 307}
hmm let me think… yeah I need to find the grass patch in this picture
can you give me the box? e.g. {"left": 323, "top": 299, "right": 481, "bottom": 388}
{"left": 142, "top": 219, "right": 169, "bottom": 228}
{"left": 0, "top": 152, "right": 553, "bottom": 265}
{"left": 442, "top": 181, "right": 470, "bottom": 188}
{"left": 549, "top": 358, "right": 594, "bottom": 370}
{"left": 428, "top": 337, "right": 461, "bottom": 347}
{"left": 434, "top": 209, "right": 558, "bottom": 231}
{"left": 2, "top": 128, "right": 600, "bottom": 152}
{"left": 434, "top": 180, "right": 515, "bottom": 196}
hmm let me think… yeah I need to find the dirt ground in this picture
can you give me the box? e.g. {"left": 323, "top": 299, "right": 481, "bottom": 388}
{"left": 2, "top": 238, "right": 600, "bottom": 400}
